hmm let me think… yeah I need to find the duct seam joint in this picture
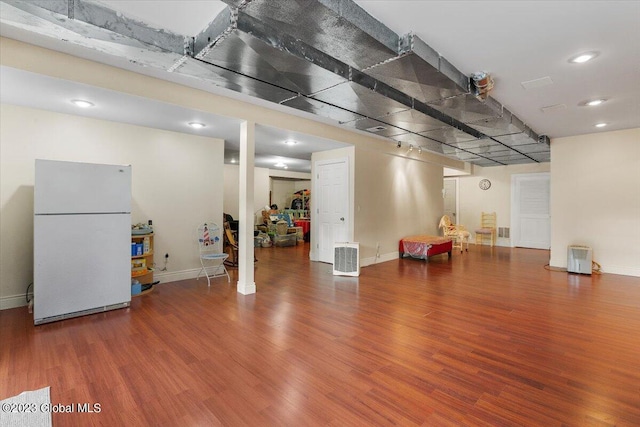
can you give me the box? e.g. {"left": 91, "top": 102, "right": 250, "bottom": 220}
{"left": 398, "top": 32, "right": 413, "bottom": 55}
{"left": 364, "top": 54, "right": 408, "bottom": 73}
{"left": 194, "top": 25, "right": 235, "bottom": 60}
{"left": 279, "top": 94, "right": 301, "bottom": 104}
{"left": 183, "top": 36, "right": 194, "bottom": 56}
{"left": 167, "top": 55, "right": 189, "bottom": 73}
{"left": 231, "top": 6, "right": 239, "bottom": 23}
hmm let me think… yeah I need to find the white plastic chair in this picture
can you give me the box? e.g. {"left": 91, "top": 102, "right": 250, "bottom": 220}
{"left": 197, "top": 222, "right": 230, "bottom": 285}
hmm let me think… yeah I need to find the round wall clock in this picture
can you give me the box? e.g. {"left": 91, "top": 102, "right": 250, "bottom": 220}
{"left": 479, "top": 179, "right": 491, "bottom": 190}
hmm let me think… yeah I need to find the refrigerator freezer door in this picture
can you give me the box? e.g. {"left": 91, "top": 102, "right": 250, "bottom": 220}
{"left": 35, "top": 159, "right": 131, "bottom": 214}
{"left": 34, "top": 213, "right": 132, "bottom": 323}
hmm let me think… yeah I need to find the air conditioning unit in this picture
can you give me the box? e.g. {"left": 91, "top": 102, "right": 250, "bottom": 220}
{"left": 333, "top": 242, "right": 360, "bottom": 277}
{"left": 567, "top": 245, "right": 592, "bottom": 275}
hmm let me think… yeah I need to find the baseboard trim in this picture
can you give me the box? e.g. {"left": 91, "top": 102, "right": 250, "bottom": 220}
{"left": 361, "top": 252, "right": 398, "bottom": 267}
{"left": 0, "top": 294, "right": 30, "bottom": 310}
{"left": 1, "top": 269, "right": 204, "bottom": 311}
{"left": 598, "top": 265, "right": 640, "bottom": 278}
{"left": 237, "top": 282, "right": 256, "bottom": 295}
{"left": 154, "top": 268, "right": 201, "bottom": 284}
{"left": 4, "top": 259, "right": 636, "bottom": 312}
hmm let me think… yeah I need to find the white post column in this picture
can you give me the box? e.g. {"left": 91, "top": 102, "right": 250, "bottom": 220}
{"left": 237, "top": 120, "right": 256, "bottom": 295}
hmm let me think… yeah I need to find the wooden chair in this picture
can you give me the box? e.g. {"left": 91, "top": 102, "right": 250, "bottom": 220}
{"left": 223, "top": 221, "right": 257, "bottom": 266}
{"left": 438, "top": 215, "right": 470, "bottom": 253}
{"left": 475, "top": 212, "right": 497, "bottom": 246}
{"left": 223, "top": 221, "right": 239, "bottom": 267}
{"left": 261, "top": 210, "right": 271, "bottom": 225}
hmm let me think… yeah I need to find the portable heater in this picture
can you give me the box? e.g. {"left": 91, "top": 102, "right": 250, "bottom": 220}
{"left": 567, "top": 245, "right": 592, "bottom": 275}
{"left": 333, "top": 242, "right": 360, "bottom": 277}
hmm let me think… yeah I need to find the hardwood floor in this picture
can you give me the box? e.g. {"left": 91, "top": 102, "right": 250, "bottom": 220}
{"left": 2, "top": 243, "right": 639, "bottom": 426}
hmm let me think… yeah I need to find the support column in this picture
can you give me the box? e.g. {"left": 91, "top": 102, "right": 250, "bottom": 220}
{"left": 237, "top": 120, "right": 256, "bottom": 295}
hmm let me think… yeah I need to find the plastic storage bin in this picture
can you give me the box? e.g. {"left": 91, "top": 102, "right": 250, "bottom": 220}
{"left": 273, "top": 234, "right": 297, "bottom": 247}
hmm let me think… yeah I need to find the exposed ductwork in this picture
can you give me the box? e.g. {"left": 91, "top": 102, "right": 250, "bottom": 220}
{"left": 1, "top": 0, "right": 550, "bottom": 166}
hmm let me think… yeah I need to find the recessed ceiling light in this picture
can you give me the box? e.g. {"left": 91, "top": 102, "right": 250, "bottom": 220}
{"left": 274, "top": 162, "right": 286, "bottom": 168}
{"left": 585, "top": 99, "right": 606, "bottom": 106}
{"left": 71, "top": 99, "right": 94, "bottom": 108}
{"left": 569, "top": 51, "right": 598, "bottom": 64}
{"left": 188, "top": 122, "right": 206, "bottom": 129}
{"left": 230, "top": 159, "right": 236, "bottom": 164}
{"left": 284, "top": 139, "right": 297, "bottom": 145}
{"left": 595, "top": 123, "right": 607, "bottom": 128}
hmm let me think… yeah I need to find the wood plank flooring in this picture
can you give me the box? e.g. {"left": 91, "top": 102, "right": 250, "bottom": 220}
{"left": 1, "top": 244, "right": 639, "bottom": 426}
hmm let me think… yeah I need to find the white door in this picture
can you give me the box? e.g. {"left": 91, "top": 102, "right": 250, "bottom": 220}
{"left": 511, "top": 173, "right": 550, "bottom": 249}
{"left": 443, "top": 178, "right": 458, "bottom": 224}
{"left": 316, "top": 158, "right": 349, "bottom": 263}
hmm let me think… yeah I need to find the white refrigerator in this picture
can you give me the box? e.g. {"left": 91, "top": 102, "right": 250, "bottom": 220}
{"left": 34, "top": 159, "right": 132, "bottom": 325}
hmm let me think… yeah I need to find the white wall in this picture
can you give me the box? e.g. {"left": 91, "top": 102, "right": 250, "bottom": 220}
{"left": 0, "top": 104, "right": 225, "bottom": 309}
{"left": 269, "top": 178, "right": 311, "bottom": 212}
{"left": 270, "top": 179, "right": 293, "bottom": 211}
{"left": 222, "top": 165, "right": 311, "bottom": 224}
{"left": 550, "top": 128, "right": 640, "bottom": 276}
{"left": 310, "top": 145, "right": 446, "bottom": 266}
{"left": 456, "top": 162, "right": 550, "bottom": 247}
{"left": 223, "top": 164, "right": 270, "bottom": 224}
{"left": 293, "top": 180, "right": 311, "bottom": 193}
{"left": 354, "top": 147, "right": 444, "bottom": 264}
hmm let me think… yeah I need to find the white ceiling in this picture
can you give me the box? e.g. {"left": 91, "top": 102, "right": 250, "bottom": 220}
{"left": 0, "top": 65, "right": 348, "bottom": 172}
{"left": 2, "top": 0, "right": 639, "bottom": 172}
